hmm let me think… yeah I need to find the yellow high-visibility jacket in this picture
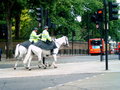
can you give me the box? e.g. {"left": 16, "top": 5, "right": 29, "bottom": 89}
{"left": 41, "top": 29, "right": 52, "bottom": 42}
{"left": 29, "top": 31, "right": 41, "bottom": 43}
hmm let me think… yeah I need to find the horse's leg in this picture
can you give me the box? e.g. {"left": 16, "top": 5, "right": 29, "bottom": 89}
{"left": 14, "top": 60, "right": 19, "bottom": 70}
{"left": 23, "top": 46, "right": 32, "bottom": 65}
{"left": 23, "top": 56, "right": 29, "bottom": 69}
{"left": 14, "top": 56, "right": 23, "bottom": 70}
{"left": 51, "top": 54, "right": 57, "bottom": 68}
{"left": 38, "top": 56, "right": 46, "bottom": 69}
{"left": 37, "top": 52, "right": 46, "bottom": 69}
{"left": 14, "top": 49, "right": 24, "bottom": 70}
{"left": 14, "top": 44, "right": 20, "bottom": 58}
{"left": 38, "top": 59, "right": 44, "bottom": 68}
{"left": 27, "top": 55, "right": 33, "bottom": 70}
{"left": 31, "top": 48, "right": 41, "bottom": 68}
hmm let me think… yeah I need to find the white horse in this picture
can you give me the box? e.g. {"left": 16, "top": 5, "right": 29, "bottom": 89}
{"left": 23, "top": 36, "right": 69, "bottom": 70}
{"left": 14, "top": 41, "right": 31, "bottom": 69}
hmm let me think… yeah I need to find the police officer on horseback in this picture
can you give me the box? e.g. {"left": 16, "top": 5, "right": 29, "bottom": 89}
{"left": 29, "top": 27, "right": 41, "bottom": 44}
{"left": 36, "top": 25, "right": 56, "bottom": 50}
{"left": 41, "top": 26, "right": 52, "bottom": 44}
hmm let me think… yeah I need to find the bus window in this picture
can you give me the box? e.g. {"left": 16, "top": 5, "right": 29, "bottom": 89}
{"left": 91, "top": 40, "right": 102, "bottom": 45}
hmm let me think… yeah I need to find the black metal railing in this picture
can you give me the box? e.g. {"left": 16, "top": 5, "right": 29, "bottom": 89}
{"left": 58, "top": 49, "right": 88, "bottom": 55}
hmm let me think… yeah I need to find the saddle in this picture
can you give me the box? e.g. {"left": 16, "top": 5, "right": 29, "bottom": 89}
{"left": 33, "top": 40, "right": 57, "bottom": 50}
{"left": 20, "top": 41, "right": 31, "bottom": 49}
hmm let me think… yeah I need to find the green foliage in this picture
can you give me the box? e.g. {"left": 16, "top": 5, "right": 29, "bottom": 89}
{"left": 19, "top": 9, "right": 39, "bottom": 39}
{"left": 1, "top": 0, "right": 120, "bottom": 42}
{"left": 109, "top": 20, "right": 120, "bottom": 41}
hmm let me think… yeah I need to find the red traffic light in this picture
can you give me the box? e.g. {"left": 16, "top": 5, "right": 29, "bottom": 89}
{"left": 97, "top": 9, "right": 103, "bottom": 22}
{"left": 97, "top": 9, "right": 103, "bottom": 14}
{"left": 97, "top": 10, "right": 103, "bottom": 14}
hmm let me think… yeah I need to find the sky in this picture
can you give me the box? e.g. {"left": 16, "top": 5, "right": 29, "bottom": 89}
{"left": 76, "top": 16, "right": 81, "bottom": 22}
{"left": 116, "top": 0, "right": 120, "bottom": 3}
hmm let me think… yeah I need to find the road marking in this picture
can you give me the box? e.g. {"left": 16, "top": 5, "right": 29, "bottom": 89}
{"left": 85, "top": 77, "right": 90, "bottom": 79}
{"left": 44, "top": 74, "right": 102, "bottom": 90}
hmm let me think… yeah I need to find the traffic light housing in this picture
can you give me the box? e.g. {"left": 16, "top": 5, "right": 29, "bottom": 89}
{"left": 109, "top": 2, "right": 119, "bottom": 21}
{"left": 97, "top": 9, "right": 103, "bottom": 22}
{"left": 36, "top": 8, "right": 43, "bottom": 23}
{"left": 91, "top": 9, "right": 103, "bottom": 23}
{"left": 91, "top": 12, "right": 98, "bottom": 23}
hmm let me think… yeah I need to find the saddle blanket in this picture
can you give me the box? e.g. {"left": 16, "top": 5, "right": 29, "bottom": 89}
{"left": 34, "top": 40, "right": 57, "bottom": 50}
{"left": 20, "top": 41, "right": 31, "bottom": 49}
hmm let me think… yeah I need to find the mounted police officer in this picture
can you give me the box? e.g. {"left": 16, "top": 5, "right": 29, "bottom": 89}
{"left": 33, "top": 26, "right": 56, "bottom": 50}
{"left": 29, "top": 27, "right": 41, "bottom": 44}
{"left": 41, "top": 26, "right": 52, "bottom": 44}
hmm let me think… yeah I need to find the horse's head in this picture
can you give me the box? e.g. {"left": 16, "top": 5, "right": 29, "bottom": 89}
{"left": 63, "top": 36, "right": 69, "bottom": 47}
{"left": 54, "top": 36, "right": 69, "bottom": 48}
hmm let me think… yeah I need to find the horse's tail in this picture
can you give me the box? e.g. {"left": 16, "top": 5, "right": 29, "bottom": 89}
{"left": 14, "top": 44, "right": 20, "bottom": 58}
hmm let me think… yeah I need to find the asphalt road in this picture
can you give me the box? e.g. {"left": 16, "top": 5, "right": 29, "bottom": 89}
{"left": 0, "top": 54, "right": 119, "bottom": 69}
{"left": 43, "top": 72, "right": 120, "bottom": 90}
{"left": 0, "top": 55, "right": 101, "bottom": 69}
{"left": 0, "top": 73, "right": 100, "bottom": 90}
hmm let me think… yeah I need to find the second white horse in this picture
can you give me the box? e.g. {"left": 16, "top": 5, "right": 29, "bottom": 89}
{"left": 23, "top": 36, "right": 69, "bottom": 70}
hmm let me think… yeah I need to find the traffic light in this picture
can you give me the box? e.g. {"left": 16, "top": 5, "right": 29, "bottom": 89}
{"left": 91, "top": 9, "right": 103, "bottom": 24}
{"left": 91, "top": 12, "right": 97, "bottom": 23}
{"left": 109, "top": 2, "right": 119, "bottom": 21}
{"left": 97, "top": 9, "right": 103, "bottom": 22}
{"left": 36, "top": 8, "right": 43, "bottom": 23}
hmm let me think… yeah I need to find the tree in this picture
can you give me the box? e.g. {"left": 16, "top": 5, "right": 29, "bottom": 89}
{"left": 1, "top": 0, "right": 27, "bottom": 58}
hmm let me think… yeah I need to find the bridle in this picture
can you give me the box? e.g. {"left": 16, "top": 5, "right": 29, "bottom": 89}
{"left": 64, "top": 36, "right": 69, "bottom": 46}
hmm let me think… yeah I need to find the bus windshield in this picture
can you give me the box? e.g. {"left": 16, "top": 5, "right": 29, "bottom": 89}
{"left": 91, "top": 40, "right": 102, "bottom": 45}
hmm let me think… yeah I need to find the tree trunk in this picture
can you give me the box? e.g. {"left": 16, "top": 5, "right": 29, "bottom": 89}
{"left": 6, "top": 5, "right": 13, "bottom": 59}
{"left": 15, "top": 14, "right": 20, "bottom": 39}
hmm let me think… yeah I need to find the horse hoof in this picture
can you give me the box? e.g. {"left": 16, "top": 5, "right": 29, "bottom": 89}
{"left": 44, "top": 67, "right": 47, "bottom": 69}
{"left": 29, "top": 68, "right": 31, "bottom": 71}
{"left": 38, "top": 65, "right": 42, "bottom": 68}
{"left": 54, "top": 66, "right": 57, "bottom": 68}
{"left": 14, "top": 67, "right": 16, "bottom": 70}
{"left": 25, "top": 67, "right": 29, "bottom": 69}
{"left": 38, "top": 66, "right": 41, "bottom": 68}
{"left": 48, "top": 64, "right": 51, "bottom": 67}
{"left": 45, "top": 64, "right": 48, "bottom": 67}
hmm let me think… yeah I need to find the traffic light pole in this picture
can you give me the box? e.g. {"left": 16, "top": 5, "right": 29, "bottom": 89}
{"left": 99, "top": 22, "right": 103, "bottom": 62}
{"left": 103, "top": 0, "right": 108, "bottom": 70}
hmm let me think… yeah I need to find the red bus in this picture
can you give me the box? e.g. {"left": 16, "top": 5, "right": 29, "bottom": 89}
{"left": 89, "top": 38, "right": 105, "bottom": 54}
{"left": 114, "top": 42, "right": 120, "bottom": 54}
